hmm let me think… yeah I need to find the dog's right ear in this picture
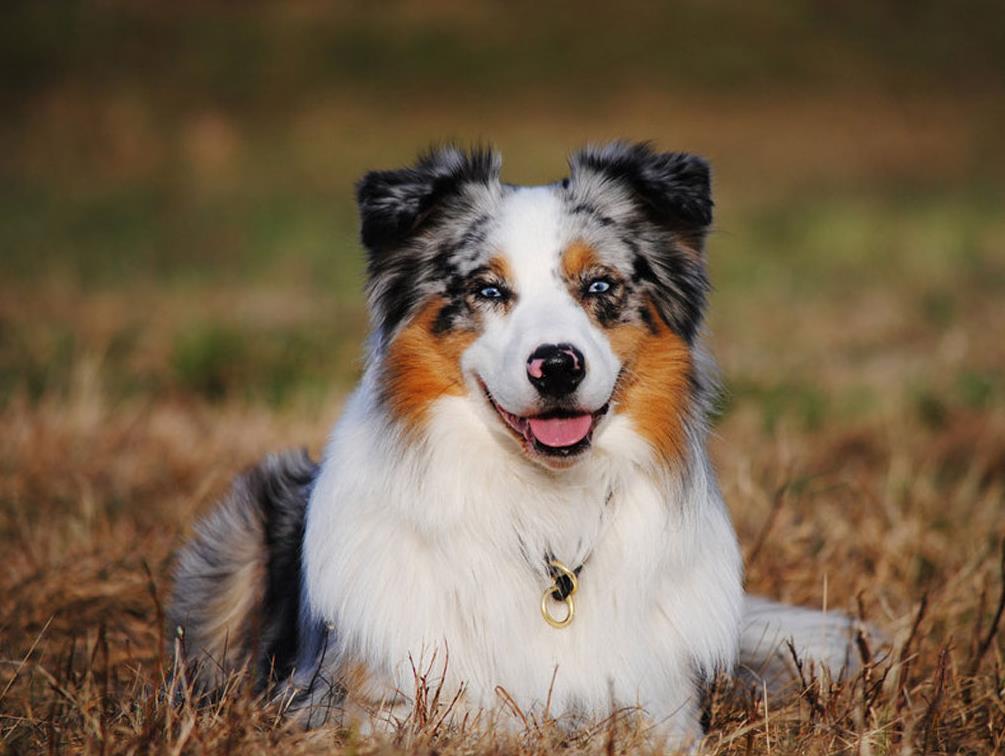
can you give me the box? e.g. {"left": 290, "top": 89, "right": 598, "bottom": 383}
{"left": 356, "top": 146, "right": 502, "bottom": 258}
{"left": 356, "top": 146, "right": 502, "bottom": 344}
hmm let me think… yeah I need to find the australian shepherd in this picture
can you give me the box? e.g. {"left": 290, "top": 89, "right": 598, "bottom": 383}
{"left": 168, "top": 142, "right": 867, "bottom": 748}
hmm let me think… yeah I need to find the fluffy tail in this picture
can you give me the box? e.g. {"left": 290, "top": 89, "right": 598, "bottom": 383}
{"left": 167, "top": 449, "right": 318, "bottom": 695}
{"left": 739, "top": 595, "right": 875, "bottom": 694}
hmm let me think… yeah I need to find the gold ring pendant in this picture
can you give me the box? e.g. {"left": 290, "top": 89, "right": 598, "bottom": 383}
{"left": 540, "top": 560, "right": 578, "bottom": 629}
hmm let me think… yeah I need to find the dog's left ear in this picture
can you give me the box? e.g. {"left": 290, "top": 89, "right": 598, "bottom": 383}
{"left": 568, "top": 142, "right": 712, "bottom": 341}
{"left": 568, "top": 141, "right": 712, "bottom": 243}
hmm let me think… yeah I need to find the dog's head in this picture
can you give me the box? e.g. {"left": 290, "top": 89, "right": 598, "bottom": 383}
{"left": 357, "top": 142, "right": 712, "bottom": 470}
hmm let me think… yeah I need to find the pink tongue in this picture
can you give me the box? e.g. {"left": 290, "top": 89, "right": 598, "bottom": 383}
{"left": 527, "top": 414, "right": 593, "bottom": 448}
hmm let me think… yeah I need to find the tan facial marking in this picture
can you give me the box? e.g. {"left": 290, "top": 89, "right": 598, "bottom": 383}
{"left": 488, "top": 253, "right": 513, "bottom": 282}
{"left": 561, "top": 240, "right": 600, "bottom": 280}
{"left": 383, "top": 299, "right": 477, "bottom": 430}
{"left": 609, "top": 303, "right": 693, "bottom": 463}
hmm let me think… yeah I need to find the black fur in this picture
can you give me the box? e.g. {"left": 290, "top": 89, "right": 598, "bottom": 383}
{"left": 356, "top": 147, "right": 500, "bottom": 253}
{"left": 257, "top": 453, "right": 317, "bottom": 685}
{"left": 570, "top": 142, "right": 712, "bottom": 230}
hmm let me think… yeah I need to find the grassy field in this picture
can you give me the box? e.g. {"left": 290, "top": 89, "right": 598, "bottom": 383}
{"left": 2, "top": 3, "right": 1004, "bottom": 752}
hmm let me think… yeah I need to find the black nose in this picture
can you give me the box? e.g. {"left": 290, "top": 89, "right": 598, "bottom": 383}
{"left": 527, "top": 343, "right": 586, "bottom": 397}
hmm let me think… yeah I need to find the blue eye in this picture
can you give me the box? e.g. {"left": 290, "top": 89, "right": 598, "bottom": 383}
{"left": 587, "top": 279, "right": 612, "bottom": 295}
{"left": 478, "top": 285, "right": 504, "bottom": 300}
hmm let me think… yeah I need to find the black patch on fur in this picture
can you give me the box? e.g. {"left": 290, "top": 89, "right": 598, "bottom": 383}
{"left": 638, "top": 305, "right": 657, "bottom": 334}
{"left": 379, "top": 256, "right": 427, "bottom": 341}
{"left": 433, "top": 300, "right": 464, "bottom": 334}
{"left": 572, "top": 142, "right": 712, "bottom": 229}
{"left": 357, "top": 148, "right": 499, "bottom": 252}
{"left": 569, "top": 142, "right": 713, "bottom": 342}
{"left": 631, "top": 253, "right": 655, "bottom": 284}
{"left": 257, "top": 451, "right": 318, "bottom": 686}
{"left": 594, "top": 301, "right": 622, "bottom": 327}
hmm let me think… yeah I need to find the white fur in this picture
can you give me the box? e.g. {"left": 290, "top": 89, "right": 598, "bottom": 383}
{"left": 303, "top": 378, "right": 742, "bottom": 743}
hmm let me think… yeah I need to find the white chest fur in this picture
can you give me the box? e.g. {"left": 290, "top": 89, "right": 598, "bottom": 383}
{"left": 301, "top": 385, "right": 743, "bottom": 736}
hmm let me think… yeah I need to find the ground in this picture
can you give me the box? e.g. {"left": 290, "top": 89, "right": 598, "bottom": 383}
{"left": 1, "top": 3, "right": 1004, "bottom": 752}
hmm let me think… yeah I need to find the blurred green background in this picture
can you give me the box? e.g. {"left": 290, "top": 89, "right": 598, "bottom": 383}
{"left": 2, "top": 1, "right": 1004, "bottom": 426}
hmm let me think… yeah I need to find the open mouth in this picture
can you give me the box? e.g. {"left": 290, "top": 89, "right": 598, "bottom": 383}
{"left": 480, "top": 382, "right": 608, "bottom": 459}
